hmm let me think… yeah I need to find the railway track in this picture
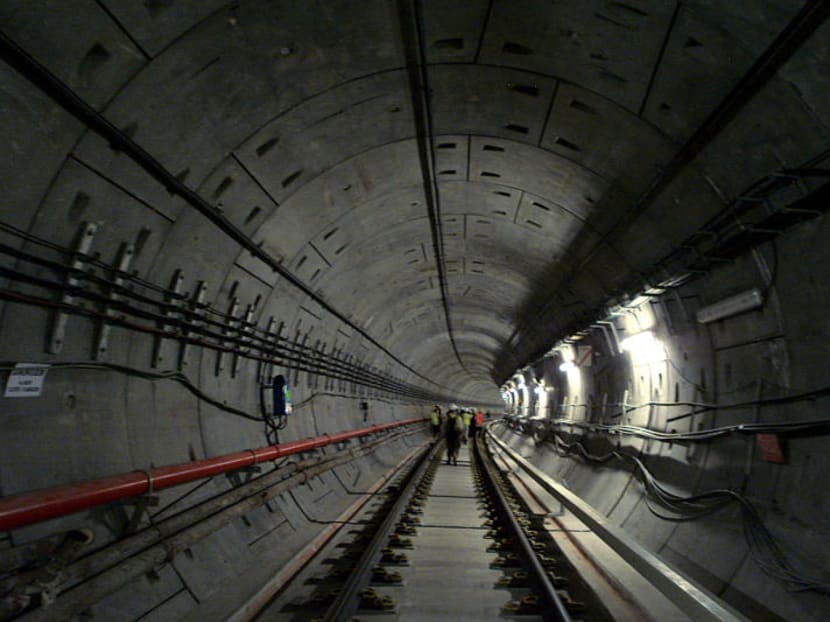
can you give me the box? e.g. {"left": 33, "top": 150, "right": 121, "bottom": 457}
{"left": 254, "top": 425, "right": 703, "bottom": 622}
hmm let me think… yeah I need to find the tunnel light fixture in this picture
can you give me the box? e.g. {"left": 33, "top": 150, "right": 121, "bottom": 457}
{"left": 620, "top": 330, "right": 665, "bottom": 364}
{"left": 620, "top": 330, "right": 655, "bottom": 352}
{"left": 624, "top": 295, "right": 651, "bottom": 309}
{"left": 696, "top": 288, "right": 764, "bottom": 324}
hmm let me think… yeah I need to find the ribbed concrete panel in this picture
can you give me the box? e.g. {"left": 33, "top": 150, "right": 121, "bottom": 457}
{"left": 478, "top": 0, "right": 677, "bottom": 112}
{"left": 0, "top": 0, "right": 146, "bottom": 108}
{"left": 99, "top": 0, "right": 229, "bottom": 58}
{"left": 642, "top": 0, "right": 804, "bottom": 139}
{"left": 429, "top": 64, "right": 557, "bottom": 145}
{"left": 541, "top": 83, "right": 676, "bottom": 194}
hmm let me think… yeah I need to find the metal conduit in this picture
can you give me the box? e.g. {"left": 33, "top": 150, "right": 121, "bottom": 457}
{"left": 0, "top": 418, "right": 426, "bottom": 532}
{"left": 396, "top": 0, "right": 470, "bottom": 376}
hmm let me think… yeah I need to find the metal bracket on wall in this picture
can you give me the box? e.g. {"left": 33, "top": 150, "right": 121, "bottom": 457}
{"left": 258, "top": 316, "right": 276, "bottom": 383}
{"left": 326, "top": 347, "right": 336, "bottom": 392}
{"left": 294, "top": 332, "right": 309, "bottom": 387}
{"left": 227, "top": 465, "right": 263, "bottom": 487}
{"left": 319, "top": 343, "right": 330, "bottom": 390}
{"left": 152, "top": 270, "right": 184, "bottom": 368}
{"left": 215, "top": 297, "right": 239, "bottom": 376}
{"left": 308, "top": 339, "right": 321, "bottom": 388}
{"left": 342, "top": 351, "right": 352, "bottom": 394}
{"left": 178, "top": 280, "right": 207, "bottom": 371}
{"left": 47, "top": 222, "right": 98, "bottom": 354}
{"left": 94, "top": 243, "right": 134, "bottom": 361}
{"left": 121, "top": 495, "right": 160, "bottom": 536}
{"left": 259, "top": 317, "right": 283, "bottom": 383}
{"left": 232, "top": 302, "right": 255, "bottom": 378}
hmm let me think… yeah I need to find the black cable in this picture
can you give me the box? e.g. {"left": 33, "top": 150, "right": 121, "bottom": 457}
{"left": 545, "top": 415, "right": 830, "bottom": 442}
{"left": 0, "top": 231, "right": 480, "bottom": 402}
{"left": 259, "top": 379, "right": 281, "bottom": 444}
{"left": 0, "top": 29, "right": 450, "bottom": 395}
{"left": 396, "top": 0, "right": 471, "bottom": 376}
{"left": 0, "top": 361, "right": 266, "bottom": 422}
{"left": 0, "top": 283, "right": 444, "bottom": 401}
{"left": 514, "top": 384, "right": 830, "bottom": 442}
{"left": 290, "top": 391, "right": 416, "bottom": 410}
{"left": 285, "top": 490, "right": 366, "bottom": 526}
{"left": 506, "top": 422, "right": 830, "bottom": 595}
{"left": 150, "top": 477, "right": 217, "bottom": 520}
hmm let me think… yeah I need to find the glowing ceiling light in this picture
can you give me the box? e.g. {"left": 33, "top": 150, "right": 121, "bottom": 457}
{"left": 620, "top": 330, "right": 654, "bottom": 352}
{"left": 620, "top": 330, "right": 665, "bottom": 363}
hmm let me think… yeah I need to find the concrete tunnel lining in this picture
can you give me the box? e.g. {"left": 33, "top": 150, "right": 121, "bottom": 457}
{"left": 0, "top": 1, "right": 829, "bottom": 620}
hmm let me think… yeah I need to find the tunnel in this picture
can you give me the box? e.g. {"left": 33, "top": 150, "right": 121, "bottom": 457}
{"left": 0, "top": 1, "right": 829, "bottom": 620}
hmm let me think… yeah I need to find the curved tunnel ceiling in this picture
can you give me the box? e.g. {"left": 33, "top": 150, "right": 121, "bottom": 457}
{"left": 1, "top": 0, "right": 828, "bottom": 403}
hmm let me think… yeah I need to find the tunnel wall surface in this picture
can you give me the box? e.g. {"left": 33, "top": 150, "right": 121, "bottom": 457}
{"left": 0, "top": 1, "right": 828, "bottom": 620}
{"left": 497, "top": 210, "right": 830, "bottom": 622}
{"left": 81, "top": 427, "right": 429, "bottom": 622}
{"left": 0, "top": 4, "right": 466, "bottom": 618}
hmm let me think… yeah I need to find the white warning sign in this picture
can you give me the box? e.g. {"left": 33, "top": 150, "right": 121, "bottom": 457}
{"left": 4, "top": 363, "right": 50, "bottom": 398}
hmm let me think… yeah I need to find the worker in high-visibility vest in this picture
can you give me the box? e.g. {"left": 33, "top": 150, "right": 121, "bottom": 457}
{"left": 474, "top": 409, "right": 484, "bottom": 437}
{"left": 429, "top": 405, "right": 442, "bottom": 439}
{"left": 461, "top": 408, "right": 473, "bottom": 444}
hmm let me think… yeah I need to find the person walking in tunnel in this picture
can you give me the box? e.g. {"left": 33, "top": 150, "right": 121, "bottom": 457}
{"left": 429, "top": 404, "right": 442, "bottom": 439}
{"left": 444, "top": 406, "right": 463, "bottom": 465}
{"left": 461, "top": 408, "right": 473, "bottom": 444}
{"left": 474, "top": 409, "right": 484, "bottom": 437}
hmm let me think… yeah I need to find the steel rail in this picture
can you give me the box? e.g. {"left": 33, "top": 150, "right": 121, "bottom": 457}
{"left": 321, "top": 440, "right": 442, "bottom": 621}
{"left": 486, "top": 428, "right": 749, "bottom": 622}
{"left": 0, "top": 418, "right": 426, "bottom": 532}
{"left": 475, "top": 436, "right": 572, "bottom": 621}
{"left": 228, "top": 441, "right": 427, "bottom": 622}
{"left": 16, "top": 430, "right": 426, "bottom": 622}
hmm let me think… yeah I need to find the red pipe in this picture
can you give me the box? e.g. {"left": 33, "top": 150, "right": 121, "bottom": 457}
{"left": 0, "top": 418, "right": 425, "bottom": 532}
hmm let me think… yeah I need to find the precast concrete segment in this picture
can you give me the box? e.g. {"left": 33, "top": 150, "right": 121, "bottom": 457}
{"left": 0, "top": 29, "right": 449, "bottom": 394}
{"left": 374, "top": 445, "right": 542, "bottom": 621}
{"left": 0, "top": 419, "right": 425, "bottom": 531}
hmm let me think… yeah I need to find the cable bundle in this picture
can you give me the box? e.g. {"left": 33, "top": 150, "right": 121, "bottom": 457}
{"left": 531, "top": 425, "right": 830, "bottom": 595}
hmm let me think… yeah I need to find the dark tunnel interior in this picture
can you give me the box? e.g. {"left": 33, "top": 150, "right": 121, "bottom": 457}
{"left": 0, "top": 1, "right": 829, "bottom": 620}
